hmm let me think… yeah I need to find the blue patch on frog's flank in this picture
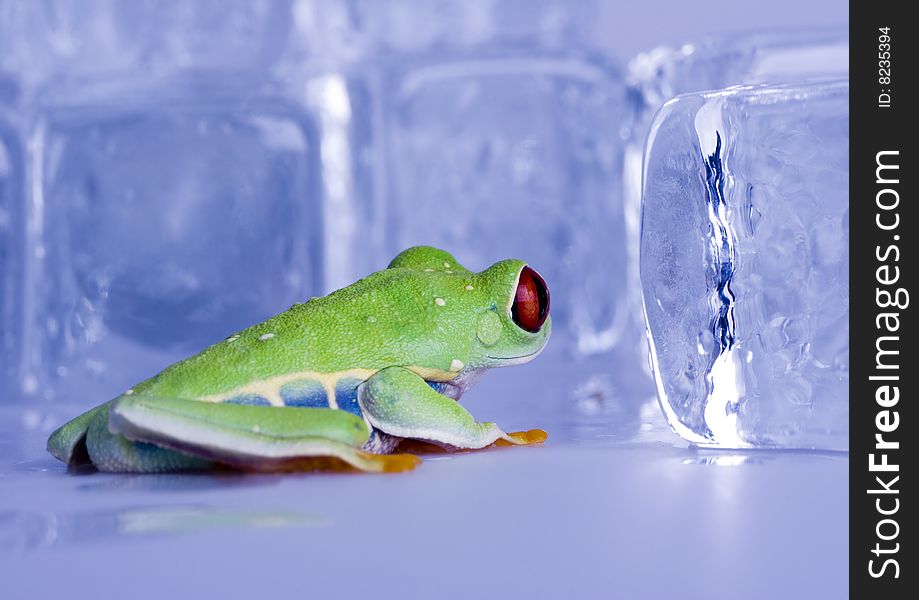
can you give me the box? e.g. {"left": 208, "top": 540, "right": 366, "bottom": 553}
{"left": 224, "top": 394, "right": 271, "bottom": 406}
{"left": 280, "top": 380, "right": 328, "bottom": 408}
{"left": 427, "top": 381, "right": 448, "bottom": 394}
{"left": 335, "top": 378, "right": 364, "bottom": 416}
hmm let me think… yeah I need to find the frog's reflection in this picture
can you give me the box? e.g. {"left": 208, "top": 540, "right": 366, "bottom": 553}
{"left": 75, "top": 471, "right": 284, "bottom": 493}
{"left": 1, "top": 505, "right": 326, "bottom": 554}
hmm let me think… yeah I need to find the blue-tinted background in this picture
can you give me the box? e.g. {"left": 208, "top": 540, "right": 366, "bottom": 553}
{"left": 1, "top": 1, "right": 848, "bottom": 598}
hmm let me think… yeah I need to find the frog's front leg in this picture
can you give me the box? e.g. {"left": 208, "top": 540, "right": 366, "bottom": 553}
{"left": 358, "top": 367, "right": 547, "bottom": 450}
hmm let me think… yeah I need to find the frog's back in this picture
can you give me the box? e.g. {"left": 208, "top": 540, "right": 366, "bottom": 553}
{"left": 135, "top": 268, "right": 470, "bottom": 413}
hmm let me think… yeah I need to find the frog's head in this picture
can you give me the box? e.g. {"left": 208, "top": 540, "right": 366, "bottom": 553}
{"left": 471, "top": 258, "right": 552, "bottom": 368}
{"left": 387, "top": 246, "right": 551, "bottom": 370}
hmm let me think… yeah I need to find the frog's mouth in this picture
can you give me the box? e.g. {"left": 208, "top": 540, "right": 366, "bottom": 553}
{"left": 485, "top": 345, "right": 547, "bottom": 365}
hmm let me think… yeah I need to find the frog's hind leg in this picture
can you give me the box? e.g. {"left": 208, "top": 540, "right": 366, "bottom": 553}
{"left": 47, "top": 403, "right": 108, "bottom": 466}
{"left": 109, "top": 395, "right": 420, "bottom": 473}
{"left": 47, "top": 401, "right": 212, "bottom": 472}
{"left": 86, "top": 404, "right": 213, "bottom": 473}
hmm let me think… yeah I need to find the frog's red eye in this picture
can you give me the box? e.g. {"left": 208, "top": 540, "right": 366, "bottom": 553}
{"left": 511, "top": 266, "right": 550, "bottom": 333}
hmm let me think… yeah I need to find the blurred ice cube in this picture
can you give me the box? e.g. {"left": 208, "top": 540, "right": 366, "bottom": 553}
{"left": 0, "top": 97, "right": 23, "bottom": 387}
{"left": 19, "top": 76, "right": 320, "bottom": 401}
{"left": 1, "top": 0, "right": 645, "bottom": 409}
{"left": 640, "top": 80, "right": 848, "bottom": 449}
{"left": 628, "top": 30, "right": 848, "bottom": 116}
{"left": 384, "top": 55, "right": 639, "bottom": 363}
{"left": 0, "top": 0, "right": 292, "bottom": 88}
{"left": 290, "top": 0, "right": 602, "bottom": 62}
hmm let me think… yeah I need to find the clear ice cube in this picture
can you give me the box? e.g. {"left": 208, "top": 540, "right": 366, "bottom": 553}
{"left": 641, "top": 80, "right": 848, "bottom": 449}
{"left": 623, "top": 32, "right": 848, "bottom": 377}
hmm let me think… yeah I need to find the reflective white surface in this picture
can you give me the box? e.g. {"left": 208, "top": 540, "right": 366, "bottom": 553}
{"left": 1, "top": 357, "right": 847, "bottom": 599}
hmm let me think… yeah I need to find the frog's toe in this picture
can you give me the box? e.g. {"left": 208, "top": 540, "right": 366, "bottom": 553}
{"left": 352, "top": 451, "right": 422, "bottom": 473}
{"left": 493, "top": 429, "right": 548, "bottom": 447}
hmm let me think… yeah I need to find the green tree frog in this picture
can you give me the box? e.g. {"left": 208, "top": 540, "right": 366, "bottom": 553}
{"left": 47, "top": 246, "right": 551, "bottom": 473}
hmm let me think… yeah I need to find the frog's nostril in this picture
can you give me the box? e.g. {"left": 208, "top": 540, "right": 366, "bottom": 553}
{"left": 511, "top": 266, "right": 549, "bottom": 333}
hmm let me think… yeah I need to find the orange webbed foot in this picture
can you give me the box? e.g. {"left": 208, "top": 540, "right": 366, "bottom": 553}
{"left": 493, "top": 428, "right": 548, "bottom": 447}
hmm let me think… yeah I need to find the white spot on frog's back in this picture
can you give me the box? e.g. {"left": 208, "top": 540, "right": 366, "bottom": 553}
{"left": 434, "top": 298, "right": 446, "bottom": 306}
{"left": 450, "top": 359, "right": 464, "bottom": 371}
{"left": 366, "top": 316, "right": 377, "bottom": 323}
{"left": 443, "top": 262, "right": 450, "bottom": 268}
{"left": 124, "top": 388, "right": 135, "bottom": 395}
{"left": 465, "top": 285, "right": 474, "bottom": 291}
{"left": 227, "top": 335, "right": 240, "bottom": 342}
{"left": 259, "top": 333, "right": 275, "bottom": 341}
